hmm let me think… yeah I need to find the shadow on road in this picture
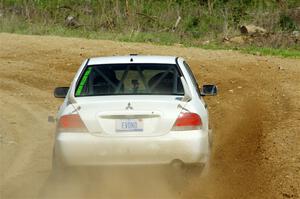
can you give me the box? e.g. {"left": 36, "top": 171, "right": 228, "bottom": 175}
{"left": 39, "top": 165, "right": 205, "bottom": 199}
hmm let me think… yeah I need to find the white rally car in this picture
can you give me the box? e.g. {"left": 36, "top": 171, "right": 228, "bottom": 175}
{"left": 53, "top": 55, "right": 217, "bottom": 170}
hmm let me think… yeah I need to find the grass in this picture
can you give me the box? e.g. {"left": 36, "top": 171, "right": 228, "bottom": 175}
{"left": 200, "top": 43, "right": 300, "bottom": 58}
{"left": 1, "top": 0, "right": 299, "bottom": 58}
{"left": 1, "top": 16, "right": 299, "bottom": 59}
{"left": 241, "top": 46, "right": 300, "bottom": 58}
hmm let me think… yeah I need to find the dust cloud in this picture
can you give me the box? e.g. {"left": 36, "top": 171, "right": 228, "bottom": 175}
{"left": 39, "top": 166, "right": 196, "bottom": 198}
{"left": 39, "top": 98, "right": 266, "bottom": 199}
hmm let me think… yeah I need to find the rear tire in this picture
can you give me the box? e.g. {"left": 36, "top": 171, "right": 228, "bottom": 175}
{"left": 168, "top": 162, "right": 205, "bottom": 190}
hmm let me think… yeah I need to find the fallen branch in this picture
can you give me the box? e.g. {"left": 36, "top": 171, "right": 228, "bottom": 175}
{"left": 136, "top": 12, "right": 158, "bottom": 22}
{"left": 172, "top": 16, "right": 182, "bottom": 32}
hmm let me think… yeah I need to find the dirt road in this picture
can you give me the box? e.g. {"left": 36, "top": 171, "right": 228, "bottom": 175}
{"left": 0, "top": 33, "right": 299, "bottom": 199}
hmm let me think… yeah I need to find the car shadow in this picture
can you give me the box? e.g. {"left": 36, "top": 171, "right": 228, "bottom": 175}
{"left": 38, "top": 165, "right": 200, "bottom": 199}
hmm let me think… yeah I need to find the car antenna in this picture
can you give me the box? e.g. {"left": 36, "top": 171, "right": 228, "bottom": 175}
{"left": 130, "top": 54, "right": 137, "bottom": 62}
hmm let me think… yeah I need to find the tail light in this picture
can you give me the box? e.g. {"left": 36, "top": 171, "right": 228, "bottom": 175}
{"left": 57, "top": 114, "right": 88, "bottom": 132}
{"left": 172, "top": 112, "right": 202, "bottom": 131}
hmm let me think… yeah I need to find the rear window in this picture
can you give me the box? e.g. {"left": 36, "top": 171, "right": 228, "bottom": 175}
{"left": 75, "top": 63, "right": 184, "bottom": 97}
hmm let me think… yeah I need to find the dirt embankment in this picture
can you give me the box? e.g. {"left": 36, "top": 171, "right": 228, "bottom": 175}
{"left": 0, "top": 33, "right": 299, "bottom": 199}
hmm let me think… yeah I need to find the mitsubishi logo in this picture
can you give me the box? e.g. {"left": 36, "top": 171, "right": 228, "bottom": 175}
{"left": 125, "top": 102, "right": 133, "bottom": 110}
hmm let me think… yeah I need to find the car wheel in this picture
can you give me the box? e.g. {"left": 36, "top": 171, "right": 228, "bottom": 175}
{"left": 167, "top": 162, "right": 205, "bottom": 190}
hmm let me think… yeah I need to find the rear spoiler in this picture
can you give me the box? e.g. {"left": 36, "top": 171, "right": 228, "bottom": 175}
{"left": 180, "top": 76, "right": 192, "bottom": 102}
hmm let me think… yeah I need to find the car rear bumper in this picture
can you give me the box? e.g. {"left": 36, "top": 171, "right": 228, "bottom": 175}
{"left": 54, "top": 130, "right": 210, "bottom": 166}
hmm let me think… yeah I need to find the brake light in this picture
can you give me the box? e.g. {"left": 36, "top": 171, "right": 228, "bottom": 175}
{"left": 172, "top": 112, "right": 202, "bottom": 131}
{"left": 57, "top": 114, "right": 88, "bottom": 132}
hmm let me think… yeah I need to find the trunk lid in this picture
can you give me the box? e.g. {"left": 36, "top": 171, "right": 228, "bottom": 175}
{"left": 75, "top": 95, "right": 184, "bottom": 136}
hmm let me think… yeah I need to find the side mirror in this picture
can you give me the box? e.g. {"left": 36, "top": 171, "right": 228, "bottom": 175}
{"left": 201, "top": 85, "right": 217, "bottom": 96}
{"left": 54, "top": 87, "right": 69, "bottom": 98}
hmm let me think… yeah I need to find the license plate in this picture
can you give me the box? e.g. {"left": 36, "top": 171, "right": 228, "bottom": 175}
{"left": 116, "top": 119, "right": 143, "bottom": 132}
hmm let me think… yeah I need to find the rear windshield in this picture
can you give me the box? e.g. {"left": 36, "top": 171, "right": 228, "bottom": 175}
{"left": 75, "top": 63, "right": 184, "bottom": 97}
